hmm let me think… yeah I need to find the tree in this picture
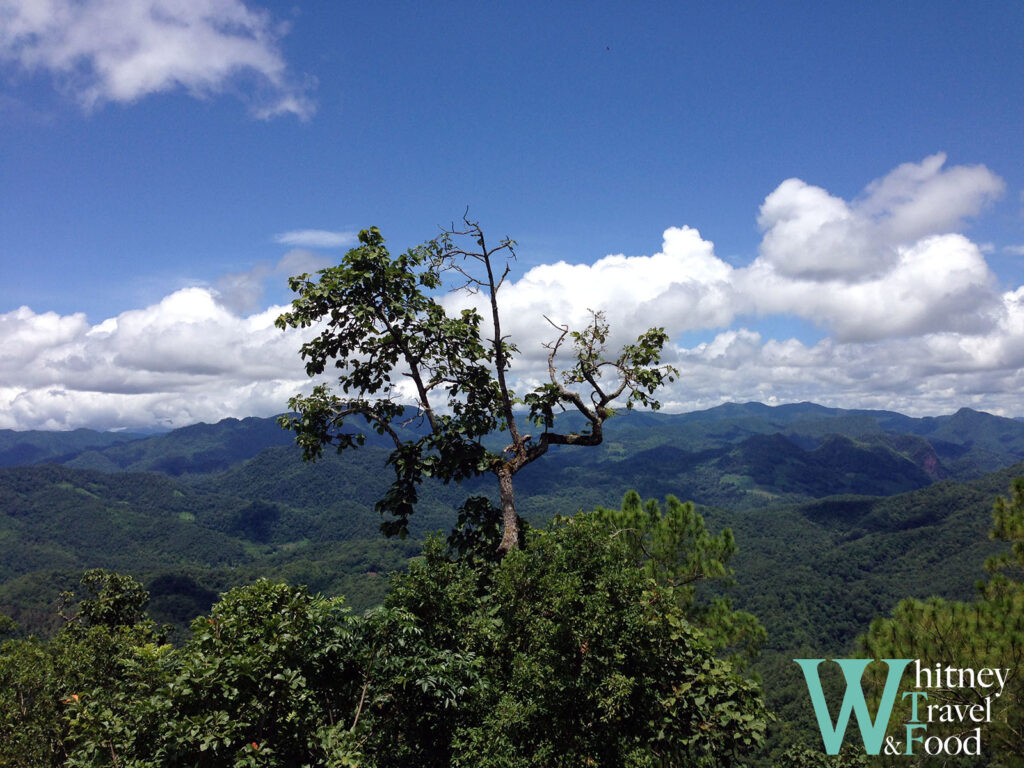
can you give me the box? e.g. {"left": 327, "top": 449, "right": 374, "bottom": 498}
{"left": 0, "top": 507, "right": 770, "bottom": 766}
{"left": 361, "top": 510, "right": 768, "bottom": 767}
{"left": 58, "top": 568, "right": 150, "bottom": 629}
{"left": 858, "top": 478, "right": 1024, "bottom": 767}
{"left": 276, "top": 218, "right": 677, "bottom": 553}
{"left": 157, "top": 580, "right": 364, "bottom": 766}
{"left": 0, "top": 570, "right": 168, "bottom": 768}
{"left": 593, "top": 491, "right": 766, "bottom": 662}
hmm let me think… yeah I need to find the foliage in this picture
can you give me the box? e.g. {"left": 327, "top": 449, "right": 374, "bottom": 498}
{"left": 0, "top": 507, "right": 772, "bottom": 767}
{"left": 61, "top": 569, "right": 150, "bottom": 629}
{"left": 0, "top": 570, "right": 168, "bottom": 768}
{"left": 858, "top": 478, "right": 1024, "bottom": 767}
{"left": 988, "top": 477, "right": 1024, "bottom": 581}
{"left": 592, "top": 491, "right": 765, "bottom": 661}
{"left": 1, "top": 574, "right": 366, "bottom": 768}
{"left": 0, "top": 635, "right": 62, "bottom": 766}
{"left": 362, "top": 511, "right": 769, "bottom": 767}
{"left": 775, "top": 744, "right": 870, "bottom": 767}
{"left": 275, "top": 221, "right": 676, "bottom": 551}
{"left": 156, "top": 580, "right": 364, "bottom": 766}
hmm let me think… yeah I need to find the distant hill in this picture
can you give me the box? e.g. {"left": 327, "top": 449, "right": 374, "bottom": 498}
{"left": 662, "top": 402, "right": 1024, "bottom": 475}
{"left": 5, "top": 402, "right": 1024, "bottom": 484}
{"left": 726, "top": 462, "right": 1022, "bottom": 740}
{"left": 2, "top": 401, "right": 1022, "bottom": 539}
{"left": 0, "top": 463, "right": 415, "bottom": 633}
{"left": 58, "top": 416, "right": 299, "bottom": 475}
{"left": 2, "top": 440, "right": 1016, "bottom": 649}
{"left": 3, "top": 403, "right": 1023, "bottom": 750}
{"left": 4, "top": 402, "right": 1023, "bottom": 755}
{"left": 0, "top": 428, "right": 140, "bottom": 467}
{"left": 3, "top": 401, "right": 1023, "bottom": 641}
{"left": 560, "top": 431, "right": 937, "bottom": 510}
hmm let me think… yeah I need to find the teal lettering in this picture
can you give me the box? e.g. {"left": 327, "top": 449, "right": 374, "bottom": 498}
{"left": 902, "top": 690, "right": 928, "bottom": 722}
{"left": 795, "top": 658, "right": 912, "bottom": 755}
{"left": 905, "top": 722, "right": 927, "bottom": 754}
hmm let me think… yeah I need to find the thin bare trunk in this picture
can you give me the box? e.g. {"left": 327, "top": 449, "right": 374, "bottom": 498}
{"left": 497, "top": 466, "right": 519, "bottom": 553}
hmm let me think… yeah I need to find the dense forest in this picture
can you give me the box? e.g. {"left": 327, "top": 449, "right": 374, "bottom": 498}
{"left": 1, "top": 402, "right": 1023, "bottom": 765}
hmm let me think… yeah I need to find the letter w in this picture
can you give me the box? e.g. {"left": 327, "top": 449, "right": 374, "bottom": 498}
{"left": 794, "top": 658, "right": 911, "bottom": 755}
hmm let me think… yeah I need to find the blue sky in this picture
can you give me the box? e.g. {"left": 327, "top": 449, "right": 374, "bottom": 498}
{"left": 2, "top": 1, "right": 1024, "bottom": 430}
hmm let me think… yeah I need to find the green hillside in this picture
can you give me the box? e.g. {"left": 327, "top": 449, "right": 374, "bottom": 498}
{"left": 7, "top": 403, "right": 1024, "bottom": 484}
{"left": 2, "top": 404, "right": 1023, "bottom": 758}
{"left": 1, "top": 413, "right": 1018, "bottom": 651}
{"left": 0, "top": 428, "right": 140, "bottom": 467}
{"left": 0, "top": 464, "right": 415, "bottom": 633}
{"left": 59, "top": 416, "right": 298, "bottom": 475}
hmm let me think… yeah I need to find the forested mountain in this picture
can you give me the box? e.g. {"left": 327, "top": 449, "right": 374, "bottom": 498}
{"left": 0, "top": 462, "right": 416, "bottom": 633}
{"left": 2, "top": 401, "right": 1023, "bottom": 760}
{"left": 58, "top": 416, "right": 298, "bottom": 475}
{"left": 9, "top": 402, "right": 1024, "bottom": 480}
{"left": 1, "top": 401, "right": 1020, "bottom": 643}
{"left": 0, "top": 428, "right": 140, "bottom": 468}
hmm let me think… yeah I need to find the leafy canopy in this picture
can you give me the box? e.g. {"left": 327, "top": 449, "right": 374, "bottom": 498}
{"left": 276, "top": 220, "right": 677, "bottom": 551}
{"left": 859, "top": 478, "right": 1024, "bottom": 767}
{"left": 0, "top": 502, "right": 772, "bottom": 767}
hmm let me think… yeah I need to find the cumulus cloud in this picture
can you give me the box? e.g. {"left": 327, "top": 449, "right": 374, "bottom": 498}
{"left": 742, "top": 154, "right": 1004, "bottom": 341}
{"left": 0, "top": 288, "right": 315, "bottom": 430}
{"left": 273, "top": 229, "right": 357, "bottom": 248}
{"left": 436, "top": 155, "right": 1020, "bottom": 417}
{"left": 667, "top": 308, "right": 1024, "bottom": 418}
{"left": 0, "top": 306, "right": 91, "bottom": 373}
{"left": 756, "top": 178, "right": 879, "bottom": 280}
{"left": 4, "top": 155, "right": 1024, "bottom": 430}
{"left": 444, "top": 224, "right": 742, "bottom": 365}
{"left": 857, "top": 154, "right": 1004, "bottom": 243}
{"left": 0, "top": 0, "right": 314, "bottom": 119}
{"left": 453, "top": 168, "right": 1002, "bottom": 350}
{"left": 755, "top": 153, "right": 1003, "bottom": 281}
{"left": 741, "top": 234, "right": 1000, "bottom": 342}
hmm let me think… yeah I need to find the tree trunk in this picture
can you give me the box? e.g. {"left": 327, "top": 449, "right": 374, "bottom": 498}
{"left": 496, "top": 466, "right": 519, "bottom": 554}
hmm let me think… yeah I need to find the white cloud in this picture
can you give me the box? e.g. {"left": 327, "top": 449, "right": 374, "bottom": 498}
{"left": 663, "top": 308, "right": 1024, "bottom": 418}
{"left": 452, "top": 158, "right": 1003, "bottom": 350}
{"left": 215, "top": 263, "right": 272, "bottom": 315}
{"left": 741, "top": 234, "right": 1000, "bottom": 342}
{"left": 4, "top": 155, "right": 1023, "bottom": 430}
{"left": 444, "top": 225, "right": 741, "bottom": 364}
{"left": 0, "top": 288, "right": 316, "bottom": 430}
{"left": 757, "top": 178, "right": 879, "bottom": 280}
{"left": 755, "top": 153, "right": 1003, "bottom": 281}
{"left": 276, "top": 248, "right": 333, "bottom": 275}
{"left": 435, "top": 155, "right": 1021, "bottom": 417}
{"left": 273, "top": 229, "right": 357, "bottom": 248}
{"left": 0, "top": 0, "right": 314, "bottom": 119}
{"left": 0, "top": 306, "right": 91, "bottom": 371}
{"left": 1003, "top": 245, "right": 1024, "bottom": 257}
{"left": 857, "top": 153, "right": 1004, "bottom": 243}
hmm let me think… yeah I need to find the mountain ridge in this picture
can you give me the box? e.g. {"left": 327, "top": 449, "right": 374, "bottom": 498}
{"left": 7, "top": 401, "right": 1024, "bottom": 481}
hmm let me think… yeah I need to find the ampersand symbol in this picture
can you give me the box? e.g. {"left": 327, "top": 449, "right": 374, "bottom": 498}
{"left": 883, "top": 736, "right": 902, "bottom": 755}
